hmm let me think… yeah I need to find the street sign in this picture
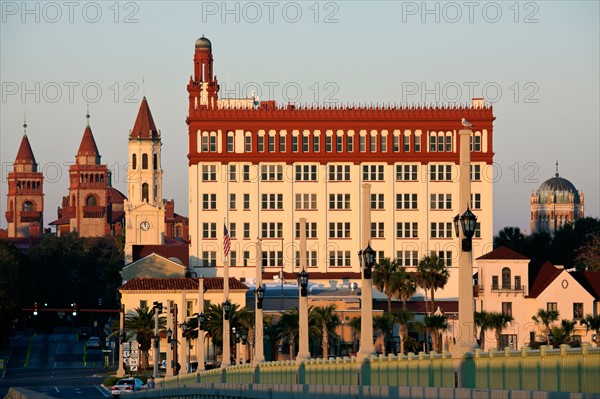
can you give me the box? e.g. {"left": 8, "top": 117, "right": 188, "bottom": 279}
{"left": 130, "top": 365, "right": 138, "bottom": 371}
{"left": 129, "top": 358, "right": 139, "bottom": 366}
{"left": 123, "top": 350, "right": 130, "bottom": 358}
{"left": 102, "top": 349, "right": 111, "bottom": 353}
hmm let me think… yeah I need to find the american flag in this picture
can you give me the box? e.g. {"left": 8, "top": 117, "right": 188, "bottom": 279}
{"left": 223, "top": 224, "right": 231, "bottom": 258}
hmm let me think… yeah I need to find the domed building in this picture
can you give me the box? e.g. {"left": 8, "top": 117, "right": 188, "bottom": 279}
{"left": 530, "top": 162, "right": 584, "bottom": 234}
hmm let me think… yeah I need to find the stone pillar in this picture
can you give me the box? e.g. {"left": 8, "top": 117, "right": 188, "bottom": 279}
{"left": 117, "top": 304, "right": 125, "bottom": 377}
{"left": 357, "top": 183, "right": 376, "bottom": 361}
{"left": 197, "top": 277, "right": 205, "bottom": 371}
{"left": 297, "top": 218, "right": 311, "bottom": 363}
{"left": 254, "top": 239, "right": 265, "bottom": 364}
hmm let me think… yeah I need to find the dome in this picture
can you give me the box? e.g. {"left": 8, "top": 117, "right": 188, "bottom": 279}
{"left": 195, "top": 35, "right": 211, "bottom": 50}
{"left": 538, "top": 172, "right": 579, "bottom": 204}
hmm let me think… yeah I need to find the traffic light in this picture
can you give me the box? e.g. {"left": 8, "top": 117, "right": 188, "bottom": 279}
{"left": 72, "top": 303, "right": 77, "bottom": 316}
{"left": 153, "top": 301, "right": 163, "bottom": 314}
{"left": 98, "top": 298, "right": 103, "bottom": 307}
{"left": 33, "top": 302, "right": 38, "bottom": 316}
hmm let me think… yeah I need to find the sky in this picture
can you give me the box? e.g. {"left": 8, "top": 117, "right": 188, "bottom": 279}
{"left": 1, "top": 1, "right": 598, "bottom": 235}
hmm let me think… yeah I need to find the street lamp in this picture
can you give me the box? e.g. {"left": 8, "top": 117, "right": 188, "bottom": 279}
{"left": 548, "top": 330, "right": 554, "bottom": 346}
{"left": 297, "top": 269, "right": 309, "bottom": 297}
{"left": 223, "top": 300, "right": 232, "bottom": 321}
{"left": 454, "top": 207, "right": 477, "bottom": 251}
{"left": 360, "top": 244, "right": 376, "bottom": 279}
{"left": 255, "top": 285, "right": 266, "bottom": 309}
{"left": 167, "top": 328, "right": 173, "bottom": 348}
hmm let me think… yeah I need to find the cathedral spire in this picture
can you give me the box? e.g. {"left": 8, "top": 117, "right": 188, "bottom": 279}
{"left": 76, "top": 111, "right": 100, "bottom": 165}
{"left": 130, "top": 97, "right": 159, "bottom": 140}
{"left": 555, "top": 160, "right": 559, "bottom": 177}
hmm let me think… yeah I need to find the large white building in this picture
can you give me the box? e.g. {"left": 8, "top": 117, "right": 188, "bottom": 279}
{"left": 186, "top": 36, "right": 496, "bottom": 300}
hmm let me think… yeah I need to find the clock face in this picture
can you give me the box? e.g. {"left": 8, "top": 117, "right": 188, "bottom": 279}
{"left": 140, "top": 221, "right": 151, "bottom": 231}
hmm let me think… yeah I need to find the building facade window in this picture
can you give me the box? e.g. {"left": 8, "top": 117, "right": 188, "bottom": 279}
{"left": 227, "top": 134, "right": 235, "bottom": 152}
{"left": 262, "top": 251, "right": 283, "bottom": 267}
{"left": 471, "top": 193, "right": 481, "bottom": 209}
{"left": 430, "top": 222, "right": 453, "bottom": 238}
{"left": 202, "top": 165, "right": 217, "bottom": 181}
{"left": 261, "top": 165, "right": 283, "bottom": 181}
{"left": 242, "top": 165, "right": 250, "bottom": 181}
{"left": 397, "top": 250, "right": 419, "bottom": 267}
{"left": 202, "top": 223, "right": 217, "bottom": 239}
{"left": 296, "top": 251, "right": 318, "bottom": 267}
{"left": 437, "top": 250, "right": 452, "bottom": 267}
{"left": 302, "top": 135, "right": 309, "bottom": 152}
{"left": 279, "top": 135, "right": 286, "bottom": 152}
{"left": 502, "top": 267, "right": 511, "bottom": 289}
{"left": 141, "top": 184, "right": 149, "bottom": 202}
{"left": 492, "top": 276, "right": 499, "bottom": 290}
{"left": 244, "top": 135, "right": 252, "bottom": 152}
{"left": 370, "top": 222, "right": 385, "bottom": 238}
{"left": 370, "top": 193, "right": 384, "bottom": 210}
{"left": 502, "top": 302, "right": 513, "bottom": 317}
{"left": 229, "top": 164, "right": 237, "bottom": 181}
{"left": 347, "top": 136, "right": 353, "bottom": 152}
{"left": 573, "top": 303, "right": 583, "bottom": 319}
{"left": 396, "top": 164, "right": 418, "bottom": 181}
{"left": 313, "top": 136, "right": 320, "bottom": 152}
{"left": 142, "top": 153, "right": 148, "bottom": 169}
{"left": 261, "top": 222, "right": 283, "bottom": 238}
{"left": 243, "top": 194, "right": 250, "bottom": 210}
{"left": 329, "top": 251, "right": 351, "bottom": 267}
{"left": 396, "top": 193, "right": 418, "bottom": 210}
{"left": 295, "top": 165, "right": 318, "bottom": 181}
{"left": 292, "top": 136, "right": 298, "bottom": 152}
{"left": 268, "top": 135, "right": 276, "bottom": 152}
{"left": 295, "top": 222, "right": 318, "bottom": 238}
{"left": 430, "top": 193, "right": 452, "bottom": 210}
{"left": 362, "top": 165, "right": 384, "bottom": 181}
{"left": 329, "top": 165, "right": 351, "bottom": 181}
{"left": 414, "top": 135, "right": 421, "bottom": 152}
{"left": 471, "top": 164, "right": 481, "bottom": 181}
{"left": 336, "top": 135, "right": 344, "bottom": 152}
{"left": 329, "top": 222, "right": 351, "bottom": 238}
{"left": 229, "top": 223, "right": 236, "bottom": 238}
{"left": 261, "top": 193, "right": 283, "bottom": 210}
{"left": 430, "top": 164, "right": 452, "bottom": 181}
{"left": 202, "top": 194, "right": 217, "bottom": 210}
{"left": 547, "top": 302, "right": 558, "bottom": 312}
{"left": 393, "top": 135, "right": 400, "bottom": 152}
{"left": 257, "top": 136, "right": 265, "bottom": 152}
{"left": 325, "top": 136, "right": 332, "bottom": 152}
{"left": 329, "top": 193, "right": 351, "bottom": 210}
{"left": 295, "top": 193, "right": 317, "bottom": 210}
{"left": 243, "top": 223, "right": 250, "bottom": 239}
{"left": 396, "top": 222, "right": 418, "bottom": 238}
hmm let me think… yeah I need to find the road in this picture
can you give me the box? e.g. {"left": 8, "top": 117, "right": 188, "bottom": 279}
{"left": 0, "top": 332, "right": 113, "bottom": 398}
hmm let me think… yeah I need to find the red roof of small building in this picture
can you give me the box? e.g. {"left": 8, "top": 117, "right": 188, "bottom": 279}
{"left": 527, "top": 262, "right": 563, "bottom": 298}
{"left": 130, "top": 97, "right": 159, "bottom": 140}
{"left": 77, "top": 126, "right": 100, "bottom": 157}
{"left": 477, "top": 246, "right": 529, "bottom": 260}
{"left": 570, "top": 271, "right": 600, "bottom": 300}
{"left": 119, "top": 277, "right": 247, "bottom": 291}
{"left": 14, "top": 134, "right": 37, "bottom": 165}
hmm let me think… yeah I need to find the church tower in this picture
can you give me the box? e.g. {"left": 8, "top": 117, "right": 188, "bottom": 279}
{"left": 124, "top": 97, "right": 166, "bottom": 264}
{"left": 5, "top": 122, "right": 44, "bottom": 237}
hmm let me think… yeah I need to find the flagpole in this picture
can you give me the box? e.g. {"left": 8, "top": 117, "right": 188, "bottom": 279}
{"left": 222, "top": 219, "right": 231, "bottom": 367}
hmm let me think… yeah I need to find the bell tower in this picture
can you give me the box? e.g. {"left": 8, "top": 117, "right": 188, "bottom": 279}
{"left": 124, "top": 97, "right": 166, "bottom": 264}
{"left": 187, "top": 35, "right": 219, "bottom": 112}
{"left": 5, "top": 122, "right": 44, "bottom": 237}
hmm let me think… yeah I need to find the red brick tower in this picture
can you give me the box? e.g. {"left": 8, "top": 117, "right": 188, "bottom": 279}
{"left": 5, "top": 122, "right": 44, "bottom": 237}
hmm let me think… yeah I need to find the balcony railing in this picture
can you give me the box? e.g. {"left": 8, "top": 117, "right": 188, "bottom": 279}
{"left": 20, "top": 211, "right": 41, "bottom": 222}
{"left": 83, "top": 206, "right": 105, "bottom": 218}
{"left": 489, "top": 284, "right": 527, "bottom": 295}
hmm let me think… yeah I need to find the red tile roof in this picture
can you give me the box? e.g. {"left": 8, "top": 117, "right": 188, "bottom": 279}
{"left": 262, "top": 271, "right": 361, "bottom": 280}
{"left": 570, "top": 271, "right": 600, "bottom": 300}
{"left": 527, "top": 262, "right": 563, "bottom": 298}
{"left": 477, "top": 246, "right": 529, "bottom": 260}
{"left": 107, "top": 187, "right": 127, "bottom": 204}
{"left": 133, "top": 243, "right": 189, "bottom": 266}
{"left": 48, "top": 216, "right": 71, "bottom": 226}
{"left": 14, "top": 134, "right": 37, "bottom": 164}
{"left": 119, "top": 277, "right": 247, "bottom": 291}
{"left": 130, "top": 97, "right": 159, "bottom": 139}
{"left": 77, "top": 126, "right": 100, "bottom": 157}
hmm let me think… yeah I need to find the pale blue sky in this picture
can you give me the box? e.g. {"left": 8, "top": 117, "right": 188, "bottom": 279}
{"left": 1, "top": 1, "right": 598, "bottom": 234}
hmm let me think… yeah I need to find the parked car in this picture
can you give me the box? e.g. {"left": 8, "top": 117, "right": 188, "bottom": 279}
{"left": 86, "top": 336, "right": 101, "bottom": 349}
{"left": 78, "top": 328, "right": 90, "bottom": 340}
{"left": 111, "top": 378, "right": 144, "bottom": 397}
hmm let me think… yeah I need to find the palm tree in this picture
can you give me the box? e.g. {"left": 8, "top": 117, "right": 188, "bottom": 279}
{"left": 560, "top": 319, "right": 577, "bottom": 345}
{"left": 275, "top": 307, "right": 299, "bottom": 360}
{"left": 203, "top": 302, "right": 246, "bottom": 357}
{"left": 236, "top": 309, "right": 255, "bottom": 362}
{"left": 580, "top": 314, "right": 600, "bottom": 347}
{"left": 532, "top": 308, "right": 560, "bottom": 345}
{"left": 390, "top": 268, "right": 416, "bottom": 311}
{"left": 312, "top": 304, "right": 341, "bottom": 358}
{"left": 373, "top": 258, "right": 398, "bottom": 313}
{"left": 487, "top": 312, "right": 513, "bottom": 350}
{"left": 415, "top": 254, "right": 449, "bottom": 314}
{"left": 124, "top": 306, "right": 166, "bottom": 370}
{"left": 393, "top": 309, "right": 414, "bottom": 354}
{"left": 349, "top": 317, "right": 361, "bottom": 353}
{"left": 474, "top": 311, "right": 493, "bottom": 350}
{"left": 423, "top": 314, "right": 448, "bottom": 352}
{"left": 373, "top": 314, "right": 393, "bottom": 356}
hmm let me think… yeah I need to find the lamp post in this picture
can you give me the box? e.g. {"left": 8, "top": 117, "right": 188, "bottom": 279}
{"left": 357, "top": 243, "right": 376, "bottom": 360}
{"left": 254, "top": 238, "right": 265, "bottom": 364}
{"left": 452, "top": 126, "right": 479, "bottom": 361}
{"left": 117, "top": 304, "right": 125, "bottom": 377}
{"left": 223, "top": 300, "right": 232, "bottom": 365}
{"left": 152, "top": 301, "right": 163, "bottom": 378}
{"left": 548, "top": 330, "right": 554, "bottom": 347}
{"left": 296, "top": 218, "right": 311, "bottom": 363}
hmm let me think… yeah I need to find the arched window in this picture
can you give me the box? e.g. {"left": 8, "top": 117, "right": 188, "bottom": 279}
{"left": 132, "top": 154, "right": 137, "bottom": 169}
{"left": 175, "top": 225, "right": 182, "bottom": 238}
{"left": 22, "top": 201, "right": 33, "bottom": 212}
{"left": 72, "top": 195, "right": 76, "bottom": 205}
{"left": 502, "top": 267, "right": 511, "bottom": 289}
{"left": 142, "top": 183, "right": 149, "bottom": 202}
{"left": 86, "top": 195, "right": 97, "bottom": 206}
{"left": 153, "top": 154, "right": 158, "bottom": 170}
{"left": 142, "top": 154, "right": 148, "bottom": 169}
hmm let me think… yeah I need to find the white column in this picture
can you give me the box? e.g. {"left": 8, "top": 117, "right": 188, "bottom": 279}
{"left": 297, "top": 218, "right": 310, "bottom": 363}
{"left": 254, "top": 239, "right": 265, "bottom": 364}
{"left": 453, "top": 128, "right": 478, "bottom": 357}
{"left": 357, "top": 183, "right": 376, "bottom": 360}
{"left": 197, "top": 277, "right": 205, "bottom": 371}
